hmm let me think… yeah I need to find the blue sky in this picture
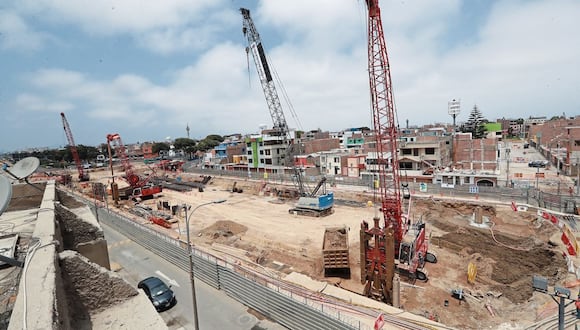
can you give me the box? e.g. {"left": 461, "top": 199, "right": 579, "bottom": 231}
{"left": 1, "top": 0, "right": 579, "bottom": 152}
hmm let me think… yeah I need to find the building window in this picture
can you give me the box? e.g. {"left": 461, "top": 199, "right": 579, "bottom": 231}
{"left": 402, "top": 149, "right": 412, "bottom": 155}
{"left": 265, "top": 159, "right": 272, "bottom": 165}
{"left": 259, "top": 150, "right": 264, "bottom": 155}
{"left": 334, "top": 157, "right": 339, "bottom": 163}
{"left": 265, "top": 149, "right": 271, "bottom": 156}
{"left": 400, "top": 162, "right": 412, "bottom": 169}
{"left": 425, "top": 148, "right": 435, "bottom": 155}
{"left": 260, "top": 159, "right": 265, "bottom": 164}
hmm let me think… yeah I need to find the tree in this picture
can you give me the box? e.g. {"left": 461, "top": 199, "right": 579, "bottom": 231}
{"left": 197, "top": 135, "right": 223, "bottom": 151}
{"left": 152, "top": 142, "right": 170, "bottom": 155}
{"left": 462, "top": 105, "right": 488, "bottom": 139}
{"left": 61, "top": 144, "right": 99, "bottom": 162}
{"left": 173, "top": 138, "right": 197, "bottom": 150}
{"left": 173, "top": 138, "right": 198, "bottom": 158}
{"left": 205, "top": 134, "right": 224, "bottom": 143}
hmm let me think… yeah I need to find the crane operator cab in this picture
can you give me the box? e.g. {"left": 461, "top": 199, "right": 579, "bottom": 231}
{"left": 399, "top": 242, "right": 412, "bottom": 265}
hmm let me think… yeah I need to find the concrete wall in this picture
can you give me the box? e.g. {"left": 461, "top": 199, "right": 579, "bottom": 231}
{"left": 9, "top": 181, "right": 68, "bottom": 330}
{"left": 76, "top": 240, "right": 111, "bottom": 270}
{"left": 63, "top": 205, "right": 111, "bottom": 270}
{"left": 59, "top": 250, "right": 166, "bottom": 330}
{"left": 9, "top": 182, "right": 167, "bottom": 330}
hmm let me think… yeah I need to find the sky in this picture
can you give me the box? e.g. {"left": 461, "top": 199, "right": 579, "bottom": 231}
{"left": 1, "top": 0, "right": 579, "bottom": 152}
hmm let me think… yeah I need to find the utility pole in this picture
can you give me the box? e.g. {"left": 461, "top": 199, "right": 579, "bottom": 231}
{"left": 577, "top": 156, "right": 580, "bottom": 196}
{"left": 505, "top": 146, "right": 511, "bottom": 187}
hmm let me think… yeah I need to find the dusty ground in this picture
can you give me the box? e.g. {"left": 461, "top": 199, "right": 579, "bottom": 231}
{"left": 76, "top": 167, "right": 577, "bottom": 329}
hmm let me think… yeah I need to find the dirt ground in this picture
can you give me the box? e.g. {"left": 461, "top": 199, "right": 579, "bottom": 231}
{"left": 79, "top": 168, "right": 577, "bottom": 329}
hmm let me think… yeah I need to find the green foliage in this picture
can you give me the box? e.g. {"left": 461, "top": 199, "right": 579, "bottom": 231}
{"left": 461, "top": 105, "right": 488, "bottom": 139}
{"left": 173, "top": 138, "right": 198, "bottom": 156}
{"left": 173, "top": 138, "right": 197, "bottom": 150}
{"left": 60, "top": 145, "right": 99, "bottom": 162}
{"left": 190, "top": 134, "right": 223, "bottom": 152}
{"left": 204, "top": 134, "right": 224, "bottom": 143}
{"left": 484, "top": 123, "right": 501, "bottom": 132}
{"left": 152, "top": 142, "right": 170, "bottom": 154}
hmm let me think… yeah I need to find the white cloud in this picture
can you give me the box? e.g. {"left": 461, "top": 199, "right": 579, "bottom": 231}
{"left": 15, "top": 93, "right": 73, "bottom": 112}
{"left": 0, "top": 10, "right": 47, "bottom": 50}
{"left": 3, "top": 0, "right": 580, "bottom": 151}
{"left": 13, "top": 0, "right": 231, "bottom": 54}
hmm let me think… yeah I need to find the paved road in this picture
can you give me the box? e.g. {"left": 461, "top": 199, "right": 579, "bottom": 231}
{"left": 102, "top": 222, "right": 287, "bottom": 330}
{"left": 503, "top": 140, "right": 575, "bottom": 192}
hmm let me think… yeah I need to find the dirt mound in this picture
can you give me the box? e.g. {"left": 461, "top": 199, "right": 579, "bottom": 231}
{"left": 199, "top": 220, "right": 248, "bottom": 241}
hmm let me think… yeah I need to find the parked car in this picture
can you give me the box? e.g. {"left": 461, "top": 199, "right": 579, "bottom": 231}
{"left": 137, "top": 276, "right": 176, "bottom": 312}
{"left": 528, "top": 160, "right": 548, "bottom": 168}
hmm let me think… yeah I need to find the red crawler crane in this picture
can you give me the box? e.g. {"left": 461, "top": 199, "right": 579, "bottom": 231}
{"left": 359, "top": 0, "right": 436, "bottom": 305}
{"left": 106, "top": 133, "right": 161, "bottom": 200}
{"left": 60, "top": 112, "right": 89, "bottom": 182}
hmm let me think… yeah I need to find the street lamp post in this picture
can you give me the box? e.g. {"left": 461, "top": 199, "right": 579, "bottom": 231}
{"left": 183, "top": 199, "right": 226, "bottom": 330}
{"left": 532, "top": 275, "right": 577, "bottom": 330}
{"left": 505, "top": 146, "right": 511, "bottom": 187}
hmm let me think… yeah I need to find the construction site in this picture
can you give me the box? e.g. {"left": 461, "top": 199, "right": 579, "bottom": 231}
{"left": 62, "top": 162, "right": 574, "bottom": 330}
{"left": 3, "top": 2, "right": 576, "bottom": 329}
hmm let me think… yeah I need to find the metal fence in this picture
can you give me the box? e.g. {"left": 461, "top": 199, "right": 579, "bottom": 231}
{"left": 183, "top": 167, "right": 580, "bottom": 215}
{"left": 91, "top": 201, "right": 378, "bottom": 330}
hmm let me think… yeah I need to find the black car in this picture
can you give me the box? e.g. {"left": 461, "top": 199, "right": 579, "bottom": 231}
{"left": 528, "top": 160, "right": 548, "bottom": 168}
{"left": 138, "top": 276, "right": 177, "bottom": 312}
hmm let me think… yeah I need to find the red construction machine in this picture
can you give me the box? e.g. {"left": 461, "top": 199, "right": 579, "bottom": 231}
{"left": 359, "top": 0, "right": 437, "bottom": 305}
{"left": 106, "top": 133, "right": 162, "bottom": 201}
{"left": 60, "top": 112, "right": 89, "bottom": 182}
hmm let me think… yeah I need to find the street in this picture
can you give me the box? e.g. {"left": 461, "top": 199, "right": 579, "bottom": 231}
{"left": 102, "top": 222, "right": 286, "bottom": 330}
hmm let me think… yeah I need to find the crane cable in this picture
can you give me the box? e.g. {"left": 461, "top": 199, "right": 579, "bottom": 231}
{"left": 268, "top": 53, "right": 304, "bottom": 131}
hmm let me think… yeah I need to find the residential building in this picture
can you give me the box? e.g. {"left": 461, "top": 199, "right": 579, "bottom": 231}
{"left": 496, "top": 118, "right": 523, "bottom": 138}
{"left": 317, "top": 149, "right": 350, "bottom": 176}
{"left": 399, "top": 135, "right": 451, "bottom": 172}
{"left": 346, "top": 154, "right": 366, "bottom": 178}
{"left": 527, "top": 117, "right": 580, "bottom": 176}
{"left": 245, "top": 129, "right": 295, "bottom": 174}
{"left": 522, "top": 116, "right": 548, "bottom": 139}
